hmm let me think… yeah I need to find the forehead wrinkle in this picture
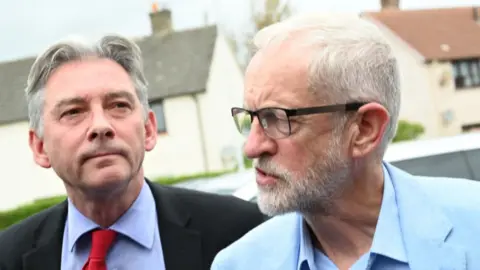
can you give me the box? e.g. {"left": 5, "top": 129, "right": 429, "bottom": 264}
{"left": 244, "top": 47, "right": 312, "bottom": 111}
{"left": 49, "top": 89, "right": 135, "bottom": 112}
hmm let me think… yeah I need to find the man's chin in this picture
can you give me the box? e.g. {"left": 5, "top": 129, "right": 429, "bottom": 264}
{"left": 81, "top": 168, "right": 132, "bottom": 191}
{"left": 256, "top": 190, "right": 294, "bottom": 216}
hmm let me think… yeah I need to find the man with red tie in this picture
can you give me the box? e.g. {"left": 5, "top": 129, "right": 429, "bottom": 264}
{"left": 0, "top": 34, "right": 265, "bottom": 270}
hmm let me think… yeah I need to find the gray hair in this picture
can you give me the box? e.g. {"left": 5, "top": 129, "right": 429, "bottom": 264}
{"left": 252, "top": 13, "right": 401, "bottom": 156}
{"left": 25, "top": 35, "right": 150, "bottom": 137}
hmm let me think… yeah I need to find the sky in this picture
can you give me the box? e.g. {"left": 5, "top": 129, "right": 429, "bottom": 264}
{"left": 0, "top": 0, "right": 479, "bottom": 62}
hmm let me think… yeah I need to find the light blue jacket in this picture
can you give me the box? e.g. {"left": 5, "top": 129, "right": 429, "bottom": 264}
{"left": 212, "top": 163, "right": 480, "bottom": 270}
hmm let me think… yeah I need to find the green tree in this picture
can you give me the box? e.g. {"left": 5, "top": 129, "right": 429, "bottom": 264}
{"left": 251, "top": 0, "right": 292, "bottom": 32}
{"left": 392, "top": 120, "right": 425, "bottom": 142}
{"left": 226, "top": 0, "right": 292, "bottom": 70}
{"left": 245, "top": 0, "right": 292, "bottom": 66}
{"left": 243, "top": 155, "right": 253, "bottom": 168}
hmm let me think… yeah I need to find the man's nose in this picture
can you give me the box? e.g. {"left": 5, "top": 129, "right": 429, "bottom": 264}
{"left": 243, "top": 117, "right": 277, "bottom": 159}
{"left": 87, "top": 110, "right": 115, "bottom": 142}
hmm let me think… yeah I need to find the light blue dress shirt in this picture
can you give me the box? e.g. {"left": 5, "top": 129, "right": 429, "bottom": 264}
{"left": 61, "top": 181, "right": 165, "bottom": 270}
{"left": 297, "top": 165, "right": 410, "bottom": 269}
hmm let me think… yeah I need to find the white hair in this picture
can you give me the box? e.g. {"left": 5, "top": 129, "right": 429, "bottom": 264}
{"left": 252, "top": 12, "right": 401, "bottom": 156}
{"left": 25, "top": 35, "right": 150, "bottom": 137}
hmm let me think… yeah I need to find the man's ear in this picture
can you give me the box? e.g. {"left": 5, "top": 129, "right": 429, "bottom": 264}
{"left": 29, "top": 130, "right": 51, "bottom": 168}
{"left": 144, "top": 110, "right": 158, "bottom": 152}
{"left": 350, "top": 103, "right": 390, "bottom": 158}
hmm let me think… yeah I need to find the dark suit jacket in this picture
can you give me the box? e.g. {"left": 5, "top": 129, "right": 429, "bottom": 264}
{"left": 0, "top": 180, "right": 266, "bottom": 270}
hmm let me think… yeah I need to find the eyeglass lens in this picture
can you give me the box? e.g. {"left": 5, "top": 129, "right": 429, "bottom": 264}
{"left": 233, "top": 108, "right": 291, "bottom": 139}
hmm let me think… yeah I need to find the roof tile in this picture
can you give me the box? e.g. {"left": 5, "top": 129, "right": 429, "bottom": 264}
{"left": 363, "top": 7, "right": 480, "bottom": 61}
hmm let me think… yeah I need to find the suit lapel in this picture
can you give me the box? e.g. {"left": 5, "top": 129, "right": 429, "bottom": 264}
{"left": 22, "top": 201, "right": 68, "bottom": 270}
{"left": 148, "top": 181, "right": 203, "bottom": 270}
{"left": 385, "top": 163, "right": 466, "bottom": 270}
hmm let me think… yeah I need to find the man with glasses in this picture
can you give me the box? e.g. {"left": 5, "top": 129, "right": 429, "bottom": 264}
{"left": 211, "top": 12, "right": 480, "bottom": 270}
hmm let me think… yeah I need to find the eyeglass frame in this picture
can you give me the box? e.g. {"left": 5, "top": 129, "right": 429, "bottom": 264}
{"left": 231, "top": 102, "right": 367, "bottom": 139}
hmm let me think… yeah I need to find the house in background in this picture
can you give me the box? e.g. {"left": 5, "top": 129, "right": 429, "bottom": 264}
{"left": 0, "top": 6, "right": 245, "bottom": 210}
{"left": 362, "top": 6, "right": 480, "bottom": 138}
{"left": 138, "top": 7, "right": 245, "bottom": 177}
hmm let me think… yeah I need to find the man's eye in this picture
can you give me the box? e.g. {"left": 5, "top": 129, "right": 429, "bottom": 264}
{"left": 62, "top": 108, "right": 81, "bottom": 117}
{"left": 113, "top": 102, "right": 130, "bottom": 109}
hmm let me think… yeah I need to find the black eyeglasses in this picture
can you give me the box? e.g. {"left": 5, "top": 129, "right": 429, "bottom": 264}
{"left": 231, "top": 102, "right": 366, "bottom": 139}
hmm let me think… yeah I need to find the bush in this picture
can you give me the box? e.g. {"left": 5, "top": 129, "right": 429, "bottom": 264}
{"left": 154, "top": 169, "right": 236, "bottom": 185}
{"left": 0, "top": 169, "right": 235, "bottom": 231}
{"left": 393, "top": 120, "right": 425, "bottom": 142}
{"left": 0, "top": 195, "right": 66, "bottom": 230}
{"left": 243, "top": 155, "right": 253, "bottom": 168}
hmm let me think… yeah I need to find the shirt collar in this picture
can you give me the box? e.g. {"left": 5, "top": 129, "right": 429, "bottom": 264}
{"left": 370, "top": 163, "right": 408, "bottom": 263}
{"left": 297, "top": 164, "right": 408, "bottom": 268}
{"left": 297, "top": 218, "right": 315, "bottom": 270}
{"left": 66, "top": 180, "right": 157, "bottom": 252}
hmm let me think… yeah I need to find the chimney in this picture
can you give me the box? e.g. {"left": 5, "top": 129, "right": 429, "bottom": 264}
{"left": 381, "top": 0, "right": 399, "bottom": 10}
{"left": 149, "top": 2, "right": 172, "bottom": 35}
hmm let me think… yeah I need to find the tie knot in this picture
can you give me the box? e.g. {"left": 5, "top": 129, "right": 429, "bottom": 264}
{"left": 89, "top": 229, "right": 117, "bottom": 259}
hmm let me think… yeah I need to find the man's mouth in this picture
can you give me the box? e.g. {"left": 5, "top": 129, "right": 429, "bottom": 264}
{"left": 91, "top": 152, "right": 116, "bottom": 158}
{"left": 255, "top": 167, "right": 278, "bottom": 186}
{"left": 83, "top": 151, "right": 121, "bottom": 163}
{"left": 256, "top": 167, "right": 268, "bottom": 176}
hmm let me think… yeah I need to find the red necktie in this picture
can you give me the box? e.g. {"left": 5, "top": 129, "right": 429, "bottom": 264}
{"left": 82, "top": 229, "right": 117, "bottom": 270}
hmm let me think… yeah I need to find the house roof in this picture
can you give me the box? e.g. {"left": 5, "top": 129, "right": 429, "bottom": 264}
{"left": 138, "top": 25, "right": 217, "bottom": 101}
{"left": 363, "top": 7, "right": 480, "bottom": 61}
{"left": 0, "top": 25, "right": 218, "bottom": 125}
{"left": 0, "top": 57, "right": 35, "bottom": 125}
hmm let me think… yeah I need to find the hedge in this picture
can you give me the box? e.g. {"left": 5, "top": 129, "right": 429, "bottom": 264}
{"left": 0, "top": 195, "right": 67, "bottom": 230}
{"left": 0, "top": 169, "right": 237, "bottom": 230}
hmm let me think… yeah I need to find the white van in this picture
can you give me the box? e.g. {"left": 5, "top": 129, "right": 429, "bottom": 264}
{"left": 233, "top": 132, "right": 480, "bottom": 202}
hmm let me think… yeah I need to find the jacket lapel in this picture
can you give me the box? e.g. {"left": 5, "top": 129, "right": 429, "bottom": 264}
{"left": 148, "top": 180, "right": 203, "bottom": 270}
{"left": 22, "top": 201, "right": 68, "bottom": 270}
{"left": 385, "top": 163, "right": 466, "bottom": 270}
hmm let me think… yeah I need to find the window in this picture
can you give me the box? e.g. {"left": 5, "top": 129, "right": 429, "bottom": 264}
{"left": 462, "top": 123, "right": 480, "bottom": 133}
{"left": 150, "top": 100, "right": 167, "bottom": 133}
{"left": 452, "top": 58, "right": 480, "bottom": 89}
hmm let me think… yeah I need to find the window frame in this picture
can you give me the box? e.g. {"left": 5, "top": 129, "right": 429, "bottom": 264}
{"left": 452, "top": 58, "right": 480, "bottom": 90}
{"left": 150, "top": 100, "right": 167, "bottom": 134}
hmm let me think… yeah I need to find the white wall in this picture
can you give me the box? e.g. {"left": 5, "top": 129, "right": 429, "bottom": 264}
{"left": 196, "top": 34, "right": 246, "bottom": 172}
{"left": 143, "top": 95, "right": 206, "bottom": 178}
{"left": 0, "top": 122, "right": 65, "bottom": 211}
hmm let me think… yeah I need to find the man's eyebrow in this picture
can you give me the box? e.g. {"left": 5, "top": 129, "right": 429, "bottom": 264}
{"left": 51, "top": 90, "right": 136, "bottom": 114}
{"left": 104, "top": 90, "right": 136, "bottom": 104}
{"left": 53, "top": 97, "right": 86, "bottom": 111}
